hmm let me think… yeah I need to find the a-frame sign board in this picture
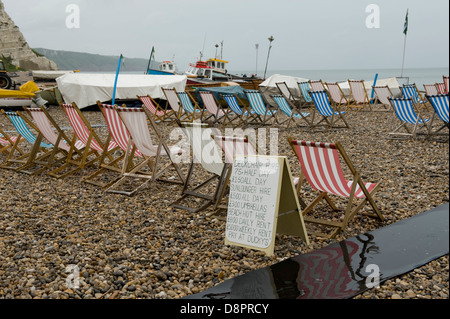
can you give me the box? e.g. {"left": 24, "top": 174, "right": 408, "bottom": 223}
{"left": 225, "top": 155, "right": 310, "bottom": 256}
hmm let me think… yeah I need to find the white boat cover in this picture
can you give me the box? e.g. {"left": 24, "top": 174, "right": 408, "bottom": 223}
{"left": 258, "top": 74, "right": 309, "bottom": 106}
{"left": 56, "top": 73, "right": 187, "bottom": 109}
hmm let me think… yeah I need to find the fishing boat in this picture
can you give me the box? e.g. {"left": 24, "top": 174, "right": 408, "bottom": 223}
{"left": 0, "top": 88, "right": 34, "bottom": 107}
{"left": 146, "top": 46, "right": 177, "bottom": 75}
{"left": 185, "top": 60, "right": 214, "bottom": 80}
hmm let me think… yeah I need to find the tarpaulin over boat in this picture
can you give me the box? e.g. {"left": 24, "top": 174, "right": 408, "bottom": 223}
{"left": 259, "top": 74, "right": 309, "bottom": 106}
{"left": 56, "top": 73, "right": 187, "bottom": 109}
{"left": 193, "top": 84, "right": 246, "bottom": 100}
{"left": 339, "top": 77, "right": 402, "bottom": 98}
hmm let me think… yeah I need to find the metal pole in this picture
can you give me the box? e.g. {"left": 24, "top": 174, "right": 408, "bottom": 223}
{"left": 255, "top": 44, "right": 259, "bottom": 76}
{"left": 264, "top": 36, "right": 274, "bottom": 80}
{"left": 400, "top": 35, "right": 407, "bottom": 77}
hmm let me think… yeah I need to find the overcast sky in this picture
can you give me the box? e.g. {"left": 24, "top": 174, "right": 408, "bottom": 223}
{"left": 2, "top": 0, "right": 449, "bottom": 72}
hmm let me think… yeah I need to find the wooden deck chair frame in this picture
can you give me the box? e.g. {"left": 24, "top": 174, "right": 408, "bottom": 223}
{"left": 244, "top": 89, "right": 279, "bottom": 127}
{"left": 0, "top": 109, "right": 54, "bottom": 171}
{"left": 423, "top": 84, "right": 439, "bottom": 96}
{"left": 106, "top": 105, "right": 186, "bottom": 196}
{"left": 388, "top": 97, "right": 431, "bottom": 139}
{"left": 197, "top": 91, "right": 231, "bottom": 126}
{"left": 0, "top": 126, "right": 24, "bottom": 157}
{"left": 177, "top": 90, "right": 205, "bottom": 122}
{"left": 400, "top": 83, "right": 430, "bottom": 112}
{"left": 325, "top": 82, "right": 350, "bottom": 110}
{"left": 309, "top": 80, "right": 327, "bottom": 92}
{"left": 288, "top": 137, "right": 383, "bottom": 239}
{"left": 444, "top": 76, "right": 449, "bottom": 94}
{"left": 436, "top": 83, "right": 446, "bottom": 95}
{"left": 170, "top": 122, "right": 225, "bottom": 213}
{"left": 347, "top": 80, "right": 374, "bottom": 111}
{"left": 372, "top": 85, "right": 394, "bottom": 111}
{"left": 47, "top": 102, "right": 120, "bottom": 180}
{"left": 221, "top": 93, "right": 256, "bottom": 128}
{"left": 310, "top": 90, "right": 350, "bottom": 130}
{"left": 15, "top": 106, "right": 84, "bottom": 176}
{"left": 270, "top": 94, "right": 313, "bottom": 129}
{"left": 137, "top": 94, "right": 177, "bottom": 124}
{"left": 276, "top": 81, "right": 302, "bottom": 109}
{"left": 425, "top": 94, "right": 449, "bottom": 141}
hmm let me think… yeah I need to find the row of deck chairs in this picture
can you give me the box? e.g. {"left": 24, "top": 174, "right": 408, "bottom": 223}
{"left": 0, "top": 100, "right": 386, "bottom": 239}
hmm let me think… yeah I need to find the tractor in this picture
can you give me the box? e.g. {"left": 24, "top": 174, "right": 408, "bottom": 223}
{"left": 0, "top": 59, "right": 13, "bottom": 89}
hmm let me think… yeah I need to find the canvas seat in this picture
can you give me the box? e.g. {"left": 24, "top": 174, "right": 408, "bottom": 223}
{"left": 0, "top": 127, "right": 23, "bottom": 157}
{"left": 297, "top": 81, "right": 314, "bottom": 108}
{"left": 388, "top": 97, "right": 431, "bottom": 139}
{"left": 271, "top": 94, "right": 312, "bottom": 129}
{"left": 309, "top": 80, "right": 327, "bottom": 92}
{"left": 244, "top": 90, "right": 278, "bottom": 126}
{"left": 372, "top": 85, "right": 394, "bottom": 111}
{"left": 221, "top": 93, "right": 256, "bottom": 128}
{"left": 197, "top": 91, "right": 230, "bottom": 126}
{"left": 288, "top": 137, "right": 384, "bottom": 239}
{"left": 137, "top": 94, "right": 177, "bottom": 124}
{"left": 310, "top": 90, "right": 350, "bottom": 130}
{"left": 401, "top": 84, "right": 430, "bottom": 111}
{"left": 348, "top": 80, "right": 375, "bottom": 111}
{"left": 276, "top": 81, "right": 302, "bottom": 108}
{"left": 325, "top": 82, "right": 350, "bottom": 109}
{"left": 425, "top": 94, "right": 449, "bottom": 141}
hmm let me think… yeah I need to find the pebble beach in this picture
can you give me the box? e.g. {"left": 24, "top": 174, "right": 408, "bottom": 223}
{"left": 0, "top": 85, "right": 448, "bottom": 300}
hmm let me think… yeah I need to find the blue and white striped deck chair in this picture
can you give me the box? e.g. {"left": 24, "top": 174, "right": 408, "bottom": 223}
{"left": 271, "top": 95, "right": 312, "bottom": 129}
{"left": 310, "top": 90, "right": 349, "bottom": 130}
{"left": 176, "top": 91, "right": 204, "bottom": 122}
{"left": 0, "top": 110, "right": 54, "bottom": 170}
{"left": 222, "top": 94, "right": 255, "bottom": 127}
{"left": 297, "top": 81, "right": 313, "bottom": 108}
{"left": 244, "top": 90, "right": 278, "bottom": 126}
{"left": 426, "top": 94, "right": 449, "bottom": 139}
{"left": 401, "top": 84, "right": 430, "bottom": 111}
{"left": 388, "top": 97, "right": 431, "bottom": 139}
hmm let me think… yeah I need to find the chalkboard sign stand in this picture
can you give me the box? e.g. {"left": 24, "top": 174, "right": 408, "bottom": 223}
{"left": 225, "top": 155, "right": 310, "bottom": 257}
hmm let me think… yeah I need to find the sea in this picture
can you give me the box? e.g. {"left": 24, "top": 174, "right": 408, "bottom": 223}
{"left": 229, "top": 67, "right": 449, "bottom": 89}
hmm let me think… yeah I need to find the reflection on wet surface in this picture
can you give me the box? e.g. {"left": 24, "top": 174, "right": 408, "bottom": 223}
{"left": 187, "top": 204, "right": 449, "bottom": 299}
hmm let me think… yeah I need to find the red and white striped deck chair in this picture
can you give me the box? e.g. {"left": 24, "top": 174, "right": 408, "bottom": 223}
{"left": 423, "top": 84, "right": 439, "bottom": 96}
{"left": 198, "top": 91, "right": 229, "bottom": 126}
{"left": 137, "top": 94, "right": 176, "bottom": 123}
{"left": 444, "top": 76, "right": 449, "bottom": 94}
{"left": 347, "top": 80, "right": 374, "bottom": 111}
{"left": 0, "top": 127, "right": 24, "bottom": 157}
{"left": 372, "top": 85, "right": 394, "bottom": 111}
{"left": 436, "top": 82, "right": 446, "bottom": 95}
{"left": 325, "top": 82, "right": 349, "bottom": 109}
{"left": 48, "top": 102, "right": 120, "bottom": 180}
{"left": 107, "top": 105, "right": 185, "bottom": 196}
{"left": 17, "top": 106, "right": 85, "bottom": 176}
{"left": 288, "top": 137, "right": 383, "bottom": 239}
{"left": 162, "top": 87, "right": 196, "bottom": 123}
{"left": 309, "top": 80, "right": 326, "bottom": 92}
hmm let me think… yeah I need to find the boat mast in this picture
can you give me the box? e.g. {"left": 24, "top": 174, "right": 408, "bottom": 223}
{"left": 145, "top": 46, "right": 155, "bottom": 75}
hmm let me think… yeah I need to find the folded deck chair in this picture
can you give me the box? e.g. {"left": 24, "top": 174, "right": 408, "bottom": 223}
{"left": 221, "top": 93, "right": 255, "bottom": 128}
{"left": 170, "top": 122, "right": 225, "bottom": 213}
{"left": 244, "top": 89, "right": 278, "bottom": 126}
{"left": 177, "top": 91, "right": 205, "bottom": 122}
{"left": 137, "top": 94, "right": 176, "bottom": 123}
{"left": 106, "top": 105, "right": 185, "bottom": 196}
{"left": 0, "top": 127, "right": 23, "bottom": 157}
{"left": 425, "top": 94, "right": 449, "bottom": 140}
{"left": 326, "top": 82, "right": 350, "bottom": 109}
{"left": 276, "top": 81, "right": 302, "bottom": 108}
{"left": 297, "top": 81, "right": 314, "bottom": 108}
{"left": 424, "top": 84, "right": 439, "bottom": 96}
{"left": 372, "top": 85, "right": 394, "bottom": 111}
{"left": 400, "top": 84, "right": 430, "bottom": 111}
{"left": 310, "top": 90, "right": 350, "bottom": 130}
{"left": 444, "top": 76, "right": 449, "bottom": 94}
{"left": 16, "top": 107, "right": 85, "bottom": 176}
{"left": 347, "top": 80, "right": 374, "bottom": 111}
{"left": 0, "top": 110, "right": 54, "bottom": 171}
{"left": 271, "top": 94, "right": 312, "bottom": 129}
{"left": 198, "top": 91, "right": 229, "bottom": 126}
{"left": 48, "top": 103, "right": 120, "bottom": 180}
{"left": 288, "top": 137, "right": 384, "bottom": 239}
{"left": 388, "top": 97, "right": 431, "bottom": 139}
{"left": 436, "top": 82, "right": 446, "bottom": 95}
{"left": 309, "top": 80, "right": 326, "bottom": 92}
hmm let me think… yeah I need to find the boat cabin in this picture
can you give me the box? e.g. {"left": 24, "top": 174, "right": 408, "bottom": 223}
{"left": 206, "top": 58, "right": 229, "bottom": 74}
{"left": 185, "top": 61, "right": 213, "bottom": 80}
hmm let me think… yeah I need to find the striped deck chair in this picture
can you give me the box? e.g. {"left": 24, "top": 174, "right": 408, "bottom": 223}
{"left": 0, "top": 109, "right": 54, "bottom": 171}
{"left": 297, "top": 81, "right": 314, "bottom": 108}
{"left": 170, "top": 122, "right": 225, "bottom": 213}
{"left": 221, "top": 93, "right": 256, "bottom": 128}
{"left": 310, "top": 90, "right": 350, "bottom": 130}
{"left": 16, "top": 107, "right": 85, "bottom": 176}
{"left": 137, "top": 94, "right": 176, "bottom": 124}
{"left": 424, "top": 84, "right": 439, "bottom": 96}
{"left": 326, "top": 82, "right": 350, "bottom": 109}
{"left": 271, "top": 95, "right": 312, "bottom": 129}
{"left": 198, "top": 91, "right": 229, "bottom": 126}
{"left": 436, "top": 83, "right": 446, "bottom": 95}
{"left": 348, "top": 80, "right": 374, "bottom": 111}
{"left": 309, "top": 80, "right": 326, "bottom": 92}
{"left": 425, "top": 94, "right": 449, "bottom": 140}
{"left": 162, "top": 87, "right": 184, "bottom": 122}
{"left": 288, "top": 137, "right": 384, "bottom": 239}
{"left": 107, "top": 105, "right": 185, "bottom": 196}
{"left": 276, "top": 81, "right": 302, "bottom": 108}
{"left": 177, "top": 91, "right": 205, "bottom": 122}
{"left": 48, "top": 103, "right": 120, "bottom": 180}
{"left": 0, "top": 127, "right": 24, "bottom": 157}
{"left": 244, "top": 90, "right": 278, "bottom": 126}
{"left": 400, "top": 84, "right": 430, "bottom": 111}
{"left": 388, "top": 97, "right": 431, "bottom": 139}
{"left": 444, "top": 76, "right": 449, "bottom": 94}
{"left": 372, "top": 85, "right": 394, "bottom": 111}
